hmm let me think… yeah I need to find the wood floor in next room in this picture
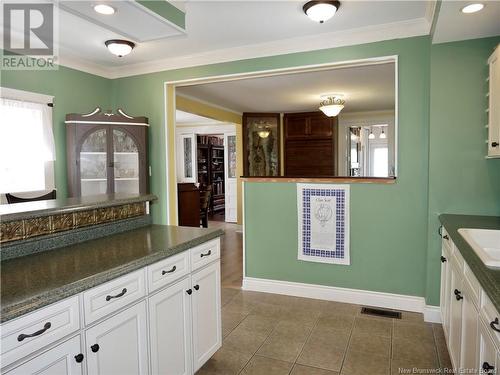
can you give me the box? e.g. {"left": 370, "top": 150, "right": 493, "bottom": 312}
{"left": 203, "top": 221, "right": 452, "bottom": 375}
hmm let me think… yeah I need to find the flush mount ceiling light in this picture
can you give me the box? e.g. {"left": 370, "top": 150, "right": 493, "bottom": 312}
{"left": 319, "top": 94, "right": 345, "bottom": 117}
{"left": 461, "top": 3, "right": 484, "bottom": 13}
{"left": 94, "top": 4, "right": 115, "bottom": 15}
{"left": 105, "top": 39, "right": 135, "bottom": 57}
{"left": 303, "top": 0, "right": 340, "bottom": 23}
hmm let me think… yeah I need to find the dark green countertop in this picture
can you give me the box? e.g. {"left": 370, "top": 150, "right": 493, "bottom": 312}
{"left": 439, "top": 214, "right": 500, "bottom": 312}
{"left": 0, "top": 225, "right": 224, "bottom": 323}
{"left": 0, "top": 193, "right": 157, "bottom": 222}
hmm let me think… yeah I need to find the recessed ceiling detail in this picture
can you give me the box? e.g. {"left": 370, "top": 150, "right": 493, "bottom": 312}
{"left": 58, "top": 0, "right": 185, "bottom": 43}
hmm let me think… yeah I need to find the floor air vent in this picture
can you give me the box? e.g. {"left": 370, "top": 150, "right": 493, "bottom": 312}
{"left": 361, "top": 307, "right": 402, "bottom": 319}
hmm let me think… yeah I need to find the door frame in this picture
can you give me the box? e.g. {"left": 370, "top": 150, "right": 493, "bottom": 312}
{"left": 163, "top": 55, "right": 399, "bottom": 279}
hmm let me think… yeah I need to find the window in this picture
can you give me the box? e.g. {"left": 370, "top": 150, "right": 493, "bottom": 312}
{"left": 0, "top": 92, "right": 55, "bottom": 194}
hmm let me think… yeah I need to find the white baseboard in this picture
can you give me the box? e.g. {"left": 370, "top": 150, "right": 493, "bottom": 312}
{"left": 242, "top": 277, "right": 441, "bottom": 323}
{"left": 423, "top": 305, "right": 441, "bottom": 323}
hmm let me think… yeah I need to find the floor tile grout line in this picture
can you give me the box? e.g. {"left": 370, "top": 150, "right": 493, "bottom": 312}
{"left": 236, "top": 313, "right": 282, "bottom": 375}
{"left": 336, "top": 314, "right": 357, "bottom": 374}
{"left": 291, "top": 311, "right": 321, "bottom": 372}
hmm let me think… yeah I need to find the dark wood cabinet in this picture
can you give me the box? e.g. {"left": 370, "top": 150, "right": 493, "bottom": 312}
{"left": 284, "top": 111, "right": 337, "bottom": 176}
{"left": 66, "top": 108, "right": 149, "bottom": 197}
{"left": 177, "top": 183, "right": 200, "bottom": 227}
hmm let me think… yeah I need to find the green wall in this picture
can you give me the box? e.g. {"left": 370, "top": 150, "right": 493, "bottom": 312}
{"left": 0, "top": 64, "right": 112, "bottom": 197}
{"left": 243, "top": 37, "right": 431, "bottom": 298}
{"left": 3, "top": 35, "right": 499, "bottom": 306}
{"left": 425, "top": 37, "right": 500, "bottom": 305}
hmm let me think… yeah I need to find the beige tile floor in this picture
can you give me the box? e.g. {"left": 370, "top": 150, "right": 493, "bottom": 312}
{"left": 197, "top": 288, "right": 453, "bottom": 375}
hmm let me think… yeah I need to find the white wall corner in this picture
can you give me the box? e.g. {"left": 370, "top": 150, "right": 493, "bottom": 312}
{"left": 242, "top": 277, "right": 440, "bottom": 322}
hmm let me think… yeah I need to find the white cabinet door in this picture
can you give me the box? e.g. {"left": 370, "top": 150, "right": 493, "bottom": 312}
{"left": 85, "top": 301, "right": 149, "bottom": 375}
{"left": 440, "top": 246, "right": 451, "bottom": 336}
{"left": 488, "top": 45, "right": 500, "bottom": 157}
{"left": 176, "top": 133, "right": 197, "bottom": 183}
{"left": 479, "top": 320, "right": 498, "bottom": 374}
{"left": 149, "top": 277, "right": 192, "bottom": 375}
{"left": 191, "top": 262, "right": 222, "bottom": 372}
{"left": 6, "top": 335, "right": 83, "bottom": 375}
{"left": 224, "top": 133, "right": 237, "bottom": 223}
{"left": 460, "top": 285, "right": 479, "bottom": 370}
{"left": 448, "top": 264, "right": 464, "bottom": 369}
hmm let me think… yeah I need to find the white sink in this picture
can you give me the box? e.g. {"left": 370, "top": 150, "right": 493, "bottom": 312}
{"left": 458, "top": 228, "right": 500, "bottom": 269}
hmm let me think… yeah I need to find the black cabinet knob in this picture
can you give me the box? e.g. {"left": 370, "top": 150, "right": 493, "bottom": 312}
{"left": 492, "top": 142, "right": 499, "bottom": 148}
{"left": 443, "top": 235, "right": 449, "bottom": 240}
{"left": 454, "top": 289, "right": 463, "bottom": 301}
{"left": 186, "top": 289, "right": 192, "bottom": 295}
{"left": 91, "top": 344, "right": 100, "bottom": 353}
{"left": 194, "top": 284, "right": 200, "bottom": 291}
{"left": 482, "top": 362, "right": 495, "bottom": 373}
{"left": 440, "top": 256, "right": 447, "bottom": 263}
{"left": 74, "top": 353, "right": 84, "bottom": 363}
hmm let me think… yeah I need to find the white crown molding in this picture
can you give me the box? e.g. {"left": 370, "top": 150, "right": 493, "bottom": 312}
{"left": 243, "top": 276, "right": 441, "bottom": 323}
{"left": 56, "top": 17, "right": 431, "bottom": 79}
{"left": 57, "top": 53, "right": 114, "bottom": 78}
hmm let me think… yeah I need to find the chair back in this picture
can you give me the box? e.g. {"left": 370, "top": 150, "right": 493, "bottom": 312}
{"left": 6, "top": 190, "right": 57, "bottom": 204}
{"left": 200, "top": 185, "right": 212, "bottom": 211}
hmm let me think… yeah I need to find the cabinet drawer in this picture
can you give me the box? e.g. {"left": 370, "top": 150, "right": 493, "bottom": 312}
{"left": 83, "top": 269, "right": 146, "bottom": 325}
{"left": 190, "top": 239, "right": 220, "bottom": 272}
{"left": 1, "top": 296, "right": 80, "bottom": 369}
{"left": 147, "top": 251, "right": 190, "bottom": 293}
{"left": 464, "top": 263, "right": 481, "bottom": 308}
{"left": 480, "top": 292, "right": 500, "bottom": 348}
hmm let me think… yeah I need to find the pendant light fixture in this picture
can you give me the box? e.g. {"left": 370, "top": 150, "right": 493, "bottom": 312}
{"left": 303, "top": 0, "right": 340, "bottom": 23}
{"left": 319, "top": 94, "right": 345, "bottom": 117}
{"left": 105, "top": 39, "right": 135, "bottom": 57}
{"left": 255, "top": 120, "right": 271, "bottom": 138}
{"left": 379, "top": 127, "right": 387, "bottom": 139}
{"left": 368, "top": 129, "right": 375, "bottom": 140}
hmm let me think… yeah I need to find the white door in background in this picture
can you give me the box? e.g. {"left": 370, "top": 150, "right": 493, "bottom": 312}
{"left": 176, "top": 133, "right": 197, "bottom": 183}
{"left": 224, "top": 133, "right": 237, "bottom": 223}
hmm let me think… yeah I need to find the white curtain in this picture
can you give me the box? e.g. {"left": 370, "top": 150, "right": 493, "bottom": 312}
{"left": 0, "top": 98, "right": 55, "bottom": 194}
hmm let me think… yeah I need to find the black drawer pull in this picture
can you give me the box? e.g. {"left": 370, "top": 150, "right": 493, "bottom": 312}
{"left": 492, "top": 142, "right": 499, "bottom": 148}
{"left": 194, "top": 284, "right": 200, "bottom": 291}
{"left": 106, "top": 288, "right": 127, "bottom": 301}
{"left": 200, "top": 250, "right": 212, "bottom": 258}
{"left": 91, "top": 344, "right": 100, "bottom": 353}
{"left": 162, "top": 266, "right": 176, "bottom": 275}
{"left": 186, "top": 289, "right": 192, "bottom": 295}
{"left": 443, "top": 235, "right": 449, "bottom": 240}
{"left": 490, "top": 317, "right": 500, "bottom": 332}
{"left": 482, "top": 362, "right": 495, "bottom": 372}
{"left": 17, "top": 322, "right": 51, "bottom": 342}
{"left": 440, "top": 256, "right": 447, "bottom": 263}
{"left": 454, "top": 289, "right": 463, "bottom": 301}
{"left": 75, "top": 353, "right": 84, "bottom": 363}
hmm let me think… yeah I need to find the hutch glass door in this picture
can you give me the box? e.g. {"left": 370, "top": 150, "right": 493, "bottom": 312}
{"left": 113, "top": 129, "right": 140, "bottom": 194}
{"left": 80, "top": 129, "right": 107, "bottom": 196}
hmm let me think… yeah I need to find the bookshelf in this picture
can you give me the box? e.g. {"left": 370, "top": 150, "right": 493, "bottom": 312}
{"left": 197, "top": 136, "right": 225, "bottom": 214}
